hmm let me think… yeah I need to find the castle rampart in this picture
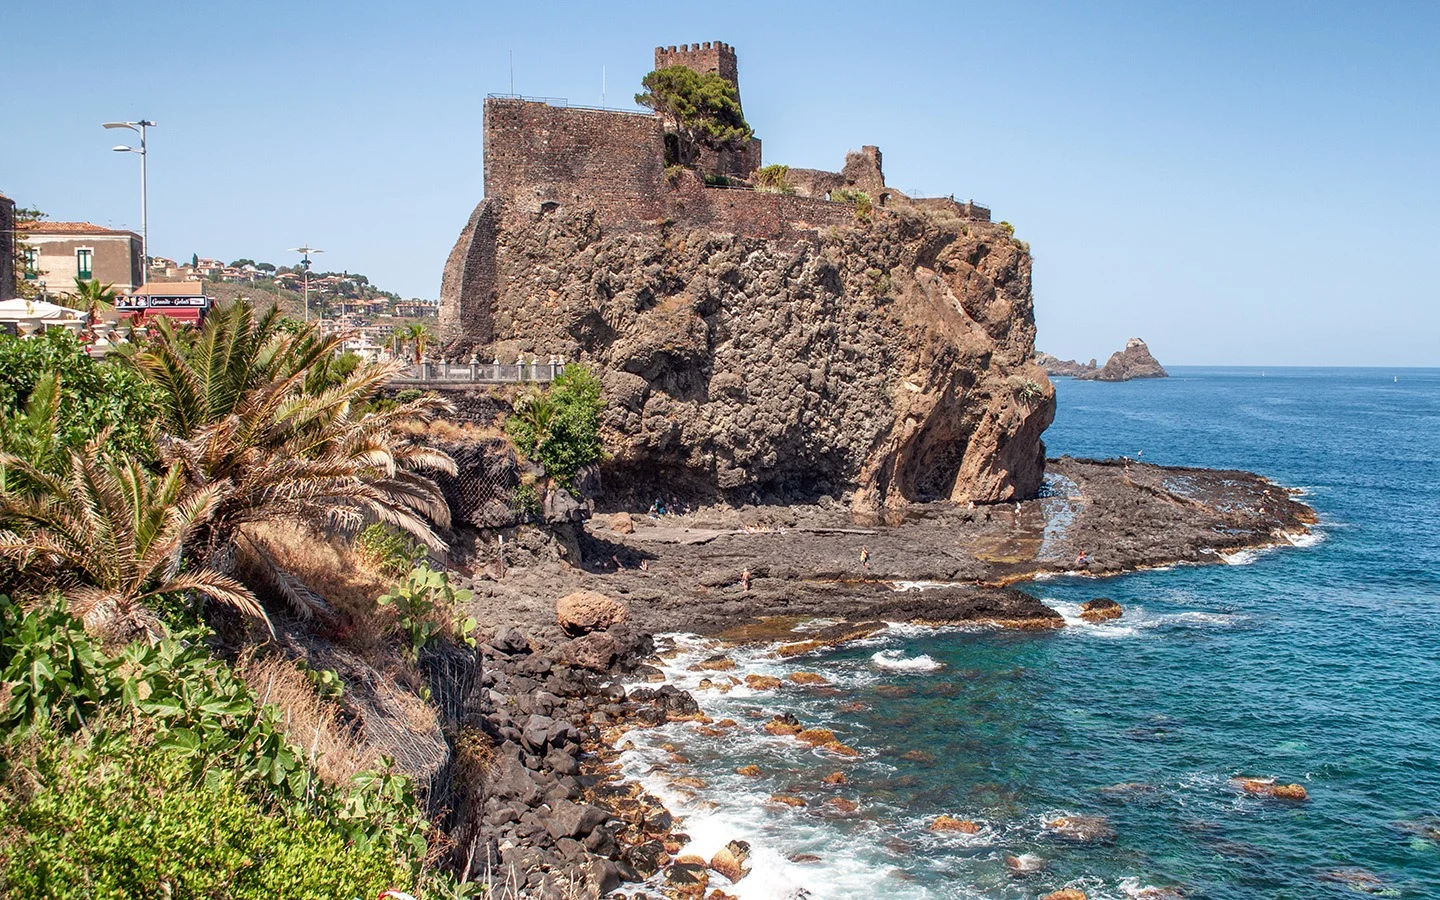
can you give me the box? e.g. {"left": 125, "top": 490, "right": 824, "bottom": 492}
{"left": 442, "top": 43, "right": 997, "bottom": 341}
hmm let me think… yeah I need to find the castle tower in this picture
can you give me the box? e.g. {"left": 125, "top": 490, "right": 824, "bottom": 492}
{"left": 655, "top": 41, "right": 742, "bottom": 114}
{"left": 652, "top": 41, "right": 758, "bottom": 177}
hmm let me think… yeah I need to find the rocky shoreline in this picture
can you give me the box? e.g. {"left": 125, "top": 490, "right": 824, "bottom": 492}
{"left": 458, "top": 457, "right": 1316, "bottom": 897}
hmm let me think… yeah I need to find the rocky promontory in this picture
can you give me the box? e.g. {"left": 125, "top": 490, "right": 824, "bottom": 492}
{"left": 1039, "top": 338, "right": 1168, "bottom": 381}
{"left": 1082, "top": 337, "right": 1168, "bottom": 381}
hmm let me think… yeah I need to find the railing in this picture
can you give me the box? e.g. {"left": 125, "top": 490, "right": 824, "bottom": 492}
{"left": 391, "top": 360, "right": 562, "bottom": 385}
{"left": 485, "top": 93, "right": 655, "bottom": 117}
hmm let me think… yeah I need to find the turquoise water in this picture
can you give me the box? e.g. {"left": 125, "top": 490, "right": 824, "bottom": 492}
{"left": 625, "top": 368, "right": 1440, "bottom": 899}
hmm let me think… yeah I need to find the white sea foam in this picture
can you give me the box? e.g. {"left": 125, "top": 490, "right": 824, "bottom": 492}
{"left": 1219, "top": 549, "right": 1261, "bottom": 566}
{"left": 871, "top": 649, "right": 943, "bottom": 672}
{"left": 1285, "top": 529, "right": 1326, "bottom": 548}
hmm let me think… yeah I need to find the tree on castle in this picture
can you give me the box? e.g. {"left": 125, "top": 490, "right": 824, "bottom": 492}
{"left": 636, "top": 66, "right": 752, "bottom": 166}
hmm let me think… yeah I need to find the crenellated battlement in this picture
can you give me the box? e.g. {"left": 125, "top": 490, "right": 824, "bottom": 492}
{"left": 654, "top": 41, "right": 740, "bottom": 92}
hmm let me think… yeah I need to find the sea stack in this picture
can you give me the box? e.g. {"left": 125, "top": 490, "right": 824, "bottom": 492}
{"left": 1080, "top": 338, "right": 1168, "bottom": 381}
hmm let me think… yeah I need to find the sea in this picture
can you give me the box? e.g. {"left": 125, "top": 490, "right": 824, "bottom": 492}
{"left": 616, "top": 367, "right": 1440, "bottom": 899}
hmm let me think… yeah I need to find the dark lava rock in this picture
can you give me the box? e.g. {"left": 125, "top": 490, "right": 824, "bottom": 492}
{"left": 491, "top": 625, "right": 531, "bottom": 654}
{"left": 545, "top": 798, "right": 609, "bottom": 840}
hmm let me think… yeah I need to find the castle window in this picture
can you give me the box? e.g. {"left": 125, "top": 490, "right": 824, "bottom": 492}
{"left": 76, "top": 248, "right": 93, "bottom": 280}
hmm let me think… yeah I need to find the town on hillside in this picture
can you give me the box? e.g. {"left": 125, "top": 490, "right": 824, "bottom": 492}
{"left": 0, "top": 199, "right": 437, "bottom": 358}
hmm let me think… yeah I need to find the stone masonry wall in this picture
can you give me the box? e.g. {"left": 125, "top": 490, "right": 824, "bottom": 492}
{"left": 483, "top": 99, "right": 667, "bottom": 227}
{"left": 0, "top": 195, "right": 14, "bottom": 301}
{"left": 439, "top": 198, "right": 499, "bottom": 342}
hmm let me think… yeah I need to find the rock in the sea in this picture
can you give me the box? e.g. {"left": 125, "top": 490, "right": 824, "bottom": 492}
{"left": 736, "top": 764, "right": 762, "bottom": 777}
{"left": 1035, "top": 351, "right": 1098, "bottom": 378}
{"left": 828, "top": 797, "right": 859, "bottom": 813}
{"left": 770, "top": 794, "right": 807, "bottom": 808}
{"left": 789, "top": 671, "right": 829, "bottom": 685}
{"left": 556, "top": 590, "right": 628, "bottom": 636}
{"left": 1045, "top": 815, "right": 1116, "bottom": 843}
{"left": 1078, "top": 338, "right": 1168, "bottom": 382}
{"left": 666, "top": 855, "right": 710, "bottom": 891}
{"left": 709, "top": 840, "right": 751, "bottom": 883}
{"left": 930, "top": 815, "right": 981, "bottom": 834}
{"left": 822, "top": 771, "right": 848, "bottom": 785}
{"left": 610, "top": 511, "right": 635, "bottom": 534}
{"left": 1234, "top": 777, "right": 1308, "bottom": 801}
{"left": 1004, "top": 853, "right": 1048, "bottom": 873}
{"left": 743, "top": 674, "right": 783, "bottom": 690}
{"left": 1042, "top": 890, "right": 1088, "bottom": 900}
{"left": 1079, "top": 597, "right": 1123, "bottom": 622}
{"left": 796, "top": 728, "right": 836, "bottom": 746}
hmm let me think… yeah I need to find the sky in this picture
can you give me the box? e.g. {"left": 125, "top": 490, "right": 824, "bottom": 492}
{"left": 4, "top": 1, "right": 1437, "bottom": 366}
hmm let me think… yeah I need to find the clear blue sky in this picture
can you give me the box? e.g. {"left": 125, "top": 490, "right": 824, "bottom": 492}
{"left": 6, "top": 1, "right": 1437, "bottom": 365}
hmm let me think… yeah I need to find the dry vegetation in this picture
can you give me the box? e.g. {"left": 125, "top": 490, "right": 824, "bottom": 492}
{"left": 237, "top": 651, "right": 374, "bottom": 785}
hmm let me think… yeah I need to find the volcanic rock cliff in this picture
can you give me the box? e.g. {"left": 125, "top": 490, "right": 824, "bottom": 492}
{"left": 444, "top": 198, "right": 1053, "bottom": 520}
{"left": 440, "top": 74, "right": 1054, "bottom": 520}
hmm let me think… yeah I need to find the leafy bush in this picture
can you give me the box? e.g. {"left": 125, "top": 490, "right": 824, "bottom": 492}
{"left": 865, "top": 267, "right": 893, "bottom": 298}
{"left": 357, "top": 523, "right": 427, "bottom": 577}
{"left": 753, "top": 164, "right": 795, "bottom": 194}
{"left": 664, "top": 164, "right": 689, "bottom": 186}
{"left": 832, "top": 188, "right": 873, "bottom": 223}
{"left": 0, "top": 596, "right": 433, "bottom": 876}
{"left": 0, "top": 727, "right": 410, "bottom": 900}
{"left": 704, "top": 173, "right": 732, "bottom": 187}
{"left": 505, "top": 364, "right": 605, "bottom": 490}
{"left": 999, "top": 220, "right": 1016, "bottom": 236}
{"left": 376, "top": 563, "right": 476, "bottom": 664}
{"left": 0, "top": 329, "right": 158, "bottom": 462}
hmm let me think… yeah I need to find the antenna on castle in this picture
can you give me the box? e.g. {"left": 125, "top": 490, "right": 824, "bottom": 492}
{"left": 601, "top": 65, "right": 606, "bottom": 107}
{"left": 509, "top": 50, "right": 514, "bottom": 95}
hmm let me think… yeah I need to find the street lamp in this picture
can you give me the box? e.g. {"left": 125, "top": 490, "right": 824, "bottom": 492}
{"left": 288, "top": 246, "right": 323, "bottom": 322}
{"left": 103, "top": 119, "right": 155, "bottom": 286}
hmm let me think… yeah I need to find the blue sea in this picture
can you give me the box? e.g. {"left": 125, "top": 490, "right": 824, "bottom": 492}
{"left": 620, "top": 367, "right": 1440, "bottom": 899}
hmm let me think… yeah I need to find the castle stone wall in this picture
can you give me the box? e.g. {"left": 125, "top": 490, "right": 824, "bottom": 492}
{"left": 910, "top": 196, "right": 992, "bottom": 223}
{"left": 439, "top": 198, "right": 499, "bottom": 341}
{"left": 484, "top": 99, "right": 667, "bottom": 228}
{"left": 0, "top": 195, "right": 14, "bottom": 301}
{"left": 668, "top": 178, "right": 858, "bottom": 239}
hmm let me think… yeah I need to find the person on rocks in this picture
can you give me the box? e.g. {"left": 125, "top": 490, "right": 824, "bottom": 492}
{"left": 741, "top": 568, "right": 751, "bottom": 592}
{"left": 860, "top": 545, "right": 871, "bottom": 571}
{"left": 1075, "top": 550, "right": 1090, "bottom": 569}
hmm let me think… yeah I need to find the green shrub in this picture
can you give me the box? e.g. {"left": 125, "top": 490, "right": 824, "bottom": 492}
{"left": 704, "top": 173, "right": 732, "bottom": 187}
{"left": 0, "top": 596, "right": 433, "bottom": 878}
{"left": 753, "top": 164, "right": 795, "bottom": 194}
{"left": 0, "top": 329, "right": 158, "bottom": 463}
{"left": 999, "top": 220, "right": 1016, "bottom": 236}
{"left": 395, "top": 388, "right": 424, "bottom": 403}
{"left": 0, "top": 727, "right": 410, "bottom": 900}
{"left": 357, "top": 523, "right": 426, "bottom": 577}
{"left": 505, "top": 364, "right": 605, "bottom": 490}
{"left": 865, "top": 267, "right": 892, "bottom": 298}
{"left": 664, "top": 164, "right": 688, "bottom": 186}
{"left": 832, "top": 188, "right": 873, "bottom": 223}
{"left": 376, "top": 563, "right": 476, "bottom": 664}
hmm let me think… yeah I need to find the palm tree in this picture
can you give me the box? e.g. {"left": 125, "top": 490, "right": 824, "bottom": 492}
{"left": 124, "top": 302, "right": 456, "bottom": 619}
{"left": 0, "top": 447, "right": 267, "bottom": 643}
{"left": 68, "top": 277, "right": 117, "bottom": 339}
{"left": 402, "top": 323, "right": 431, "bottom": 362}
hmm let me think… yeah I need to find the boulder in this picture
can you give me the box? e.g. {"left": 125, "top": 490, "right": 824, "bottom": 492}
{"left": 546, "top": 799, "right": 609, "bottom": 840}
{"left": 789, "top": 671, "right": 829, "bottom": 685}
{"left": 611, "top": 511, "right": 635, "bottom": 534}
{"left": 1080, "top": 597, "right": 1123, "bottom": 622}
{"left": 491, "top": 625, "right": 531, "bottom": 654}
{"left": 1045, "top": 815, "right": 1116, "bottom": 843}
{"left": 1235, "top": 777, "right": 1308, "bottom": 800}
{"left": 828, "top": 797, "right": 859, "bottom": 813}
{"left": 822, "top": 771, "right": 848, "bottom": 785}
{"left": 709, "top": 840, "right": 751, "bottom": 883}
{"left": 1004, "top": 853, "right": 1047, "bottom": 873}
{"left": 743, "top": 674, "right": 783, "bottom": 690}
{"left": 556, "top": 590, "right": 628, "bottom": 636}
{"left": 930, "top": 815, "right": 981, "bottom": 834}
{"left": 769, "top": 794, "right": 807, "bottom": 808}
{"left": 567, "top": 631, "right": 618, "bottom": 670}
{"left": 736, "top": 764, "right": 762, "bottom": 777}
{"left": 796, "top": 728, "right": 836, "bottom": 746}
{"left": 1042, "top": 891, "right": 1088, "bottom": 900}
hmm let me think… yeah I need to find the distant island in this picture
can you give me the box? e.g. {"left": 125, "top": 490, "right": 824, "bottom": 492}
{"left": 1038, "top": 337, "right": 1168, "bottom": 381}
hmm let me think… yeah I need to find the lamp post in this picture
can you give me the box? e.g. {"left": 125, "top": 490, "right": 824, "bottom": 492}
{"left": 288, "top": 246, "right": 323, "bottom": 322}
{"left": 103, "top": 120, "right": 155, "bottom": 286}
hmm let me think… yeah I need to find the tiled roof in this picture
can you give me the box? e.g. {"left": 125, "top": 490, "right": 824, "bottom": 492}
{"left": 25, "top": 221, "right": 139, "bottom": 237}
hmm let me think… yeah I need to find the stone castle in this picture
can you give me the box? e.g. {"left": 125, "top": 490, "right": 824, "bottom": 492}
{"left": 440, "top": 41, "right": 990, "bottom": 342}
{"left": 438, "top": 42, "right": 1051, "bottom": 514}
